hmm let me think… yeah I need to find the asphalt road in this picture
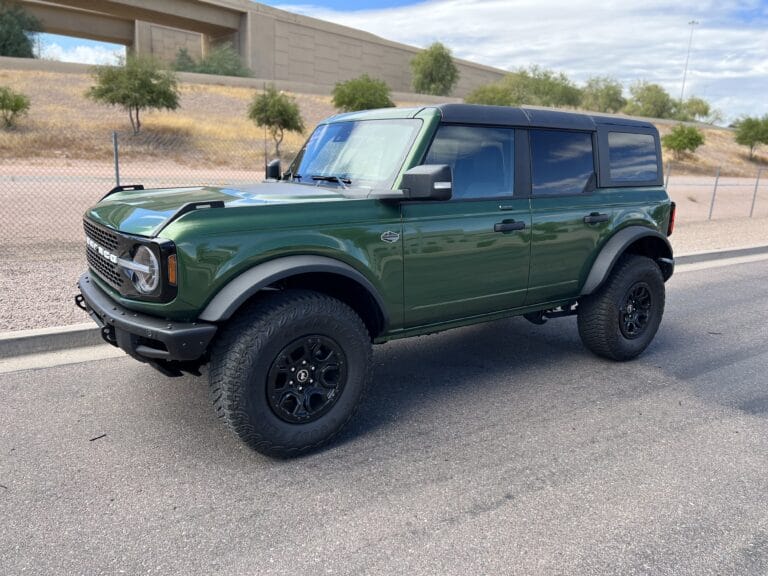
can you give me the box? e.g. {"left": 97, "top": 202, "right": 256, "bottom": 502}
{"left": 2, "top": 259, "right": 768, "bottom": 576}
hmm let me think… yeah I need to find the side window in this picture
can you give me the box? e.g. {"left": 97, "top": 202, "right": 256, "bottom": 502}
{"left": 424, "top": 125, "right": 514, "bottom": 199}
{"left": 530, "top": 130, "right": 594, "bottom": 196}
{"left": 607, "top": 132, "right": 659, "bottom": 182}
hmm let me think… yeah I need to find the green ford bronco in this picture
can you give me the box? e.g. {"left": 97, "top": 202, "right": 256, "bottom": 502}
{"left": 77, "top": 104, "right": 676, "bottom": 456}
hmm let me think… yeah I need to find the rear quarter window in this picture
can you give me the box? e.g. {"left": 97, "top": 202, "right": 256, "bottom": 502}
{"left": 608, "top": 132, "right": 659, "bottom": 182}
{"left": 597, "top": 126, "right": 663, "bottom": 187}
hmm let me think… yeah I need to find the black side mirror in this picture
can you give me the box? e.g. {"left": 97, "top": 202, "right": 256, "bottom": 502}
{"left": 265, "top": 159, "right": 281, "bottom": 181}
{"left": 401, "top": 165, "right": 452, "bottom": 201}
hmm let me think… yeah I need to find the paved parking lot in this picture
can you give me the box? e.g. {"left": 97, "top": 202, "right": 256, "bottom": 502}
{"left": 2, "top": 259, "right": 768, "bottom": 575}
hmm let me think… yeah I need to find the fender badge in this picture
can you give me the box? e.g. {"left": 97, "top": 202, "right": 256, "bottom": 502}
{"left": 380, "top": 231, "right": 400, "bottom": 244}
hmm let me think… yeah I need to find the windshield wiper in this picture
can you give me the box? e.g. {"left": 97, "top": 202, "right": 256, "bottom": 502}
{"left": 311, "top": 174, "right": 351, "bottom": 188}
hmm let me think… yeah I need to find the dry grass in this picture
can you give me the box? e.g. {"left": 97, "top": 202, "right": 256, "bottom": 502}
{"left": 1, "top": 69, "right": 767, "bottom": 177}
{"left": 0, "top": 69, "right": 336, "bottom": 167}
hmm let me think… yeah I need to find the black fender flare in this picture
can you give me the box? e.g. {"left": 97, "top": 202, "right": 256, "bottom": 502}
{"left": 580, "top": 226, "right": 674, "bottom": 296}
{"left": 198, "top": 255, "right": 389, "bottom": 326}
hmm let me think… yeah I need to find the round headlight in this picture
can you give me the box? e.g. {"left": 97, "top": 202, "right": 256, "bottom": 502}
{"left": 131, "top": 246, "right": 159, "bottom": 294}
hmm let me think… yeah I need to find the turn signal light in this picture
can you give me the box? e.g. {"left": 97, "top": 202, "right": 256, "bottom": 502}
{"left": 167, "top": 254, "right": 177, "bottom": 286}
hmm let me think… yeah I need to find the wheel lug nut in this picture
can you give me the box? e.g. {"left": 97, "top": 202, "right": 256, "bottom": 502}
{"left": 290, "top": 367, "right": 295, "bottom": 372}
{"left": 302, "top": 360, "right": 307, "bottom": 365}
{"left": 309, "top": 379, "right": 314, "bottom": 383}
{"left": 310, "top": 366, "right": 315, "bottom": 370}
{"left": 289, "top": 380, "right": 294, "bottom": 385}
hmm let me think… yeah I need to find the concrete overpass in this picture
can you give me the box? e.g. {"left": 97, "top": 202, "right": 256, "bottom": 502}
{"left": 18, "top": 0, "right": 506, "bottom": 97}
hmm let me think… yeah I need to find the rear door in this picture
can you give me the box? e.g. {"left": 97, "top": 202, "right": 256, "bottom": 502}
{"left": 402, "top": 124, "right": 531, "bottom": 328}
{"left": 526, "top": 129, "right": 616, "bottom": 305}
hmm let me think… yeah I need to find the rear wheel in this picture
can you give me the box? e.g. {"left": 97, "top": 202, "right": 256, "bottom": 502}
{"left": 578, "top": 255, "right": 665, "bottom": 361}
{"left": 209, "top": 290, "right": 371, "bottom": 457}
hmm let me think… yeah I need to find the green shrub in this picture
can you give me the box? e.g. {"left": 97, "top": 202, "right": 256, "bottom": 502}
{"left": 248, "top": 85, "right": 305, "bottom": 158}
{"left": 464, "top": 66, "right": 581, "bottom": 109}
{"left": 662, "top": 124, "right": 705, "bottom": 159}
{"left": 87, "top": 55, "right": 180, "bottom": 134}
{"left": 0, "top": 85, "right": 30, "bottom": 128}
{"left": 173, "top": 43, "right": 251, "bottom": 77}
{"left": 332, "top": 74, "right": 394, "bottom": 112}
{"left": 410, "top": 42, "right": 459, "bottom": 96}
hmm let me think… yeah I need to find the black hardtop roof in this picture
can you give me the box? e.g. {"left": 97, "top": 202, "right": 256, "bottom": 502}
{"left": 435, "top": 103, "right": 656, "bottom": 131}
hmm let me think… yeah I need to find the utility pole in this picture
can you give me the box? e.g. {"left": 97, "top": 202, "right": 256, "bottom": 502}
{"left": 679, "top": 20, "right": 699, "bottom": 103}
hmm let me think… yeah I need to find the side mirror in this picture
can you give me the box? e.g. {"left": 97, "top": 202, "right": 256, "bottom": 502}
{"left": 265, "top": 159, "right": 281, "bottom": 181}
{"left": 401, "top": 165, "right": 452, "bottom": 201}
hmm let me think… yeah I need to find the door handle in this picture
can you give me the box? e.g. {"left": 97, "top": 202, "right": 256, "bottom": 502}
{"left": 583, "top": 212, "right": 610, "bottom": 224}
{"left": 494, "top": 220, "right": 526, "bottom": 233}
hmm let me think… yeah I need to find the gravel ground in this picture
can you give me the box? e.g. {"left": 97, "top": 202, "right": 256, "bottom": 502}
{"left": 1, "top": 216, "right": 765, "bottom": 332}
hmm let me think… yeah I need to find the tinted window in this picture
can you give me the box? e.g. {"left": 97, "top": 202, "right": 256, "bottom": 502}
{"left": 608, "top": 132, "right": 658, "bottom": 182}
{"left": 424, "top": 125, "right": 514, "bottom": 199}
{"left": 531, "top": 130, "right": 594, "bottom": 196}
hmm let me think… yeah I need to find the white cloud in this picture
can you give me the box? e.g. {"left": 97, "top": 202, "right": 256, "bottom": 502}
{"left": 40, "top": 43, "right": 124, "bottom": 66}
{"left": 275, "top": 0, "right": 768, "bottom": 121}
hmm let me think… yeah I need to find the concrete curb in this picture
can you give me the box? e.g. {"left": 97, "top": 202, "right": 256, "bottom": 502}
{"left": 0, "top": 323, "right": 104, "bottom": 360}
{"left": 675, "top": 245, "right": 768, "bottom": 265}
{"left": 1, "top": 243, "right": 767, "bottom": 359}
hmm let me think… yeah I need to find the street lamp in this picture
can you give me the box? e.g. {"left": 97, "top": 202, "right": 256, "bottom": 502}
{"left": 679, "top": 20, "right": 699, "bottom": 102}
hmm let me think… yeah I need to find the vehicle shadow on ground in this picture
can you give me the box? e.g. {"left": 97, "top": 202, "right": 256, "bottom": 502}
{"left": 337, "top": 316, "right": 588, "bottom": 445}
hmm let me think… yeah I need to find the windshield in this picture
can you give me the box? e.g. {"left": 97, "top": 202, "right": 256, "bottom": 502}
{"left": 288, "top": 119, "right": 422, "bottom": 189}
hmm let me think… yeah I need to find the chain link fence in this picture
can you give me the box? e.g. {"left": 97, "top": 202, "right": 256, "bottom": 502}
{"left": 0, "top": 130, "right": 766, "bottom": 332}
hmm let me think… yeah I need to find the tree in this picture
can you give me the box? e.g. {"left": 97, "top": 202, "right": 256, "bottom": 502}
{"left": 173, "top": 43, "right": 251, "bottom": 77}
{"left": 676, "top": 96, "right": 710, "bottom": 121}
{"left": 87, "top": 56, "right": 180, "bottom": 134}
{"left": 410, "top": 42, "right": 459, "bottom": 96}
{"left": 624, "top": 81, "right": 675, "bottom": 119}
{"left": 0, "top": 1, "right": 40, "bottom": 58}
{"left": 464, "top": 66, "right": 581, "bottom": 109}
{"left": 581, "top": 76, "right": 626, "bottom": 113}
{"left": 734, "top": 116, "right": 768, "bottom": 160}
{"left": 662, "top": 124, "right": 705, "bottom": 159}
{"left": 331, "top": 74, "right": 394, "bottom": 112}
{"left": 464, "top": 83, "right": 516, "bottom": 106}
{"left": 0, "top": 85, "right": 30, "bottom": 128}
{"left": 248, "top": 85, "right": 305, "bottom": 158}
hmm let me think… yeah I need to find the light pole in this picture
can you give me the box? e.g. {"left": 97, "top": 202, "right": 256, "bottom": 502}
{"left": 679, "top": 20, "right": 699, "bottom": 103}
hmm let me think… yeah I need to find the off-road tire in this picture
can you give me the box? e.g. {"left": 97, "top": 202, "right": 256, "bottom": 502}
{"left": 578, "top": 254, "right": 665, "bottom": 361}
{"left": 208, "top": 289, "right": 372, "bottom": 457}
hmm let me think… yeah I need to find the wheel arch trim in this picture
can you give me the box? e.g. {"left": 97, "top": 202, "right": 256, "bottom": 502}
{"left": 580, "top": 226, "right": 673, "bottom": 296}
{"left": 198, "top": 255, "right": 389, "bottom": 327}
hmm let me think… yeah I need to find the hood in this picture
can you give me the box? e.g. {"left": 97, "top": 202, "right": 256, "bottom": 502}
{"left": 86, "top": 182, "right": 349, "bottom": 236}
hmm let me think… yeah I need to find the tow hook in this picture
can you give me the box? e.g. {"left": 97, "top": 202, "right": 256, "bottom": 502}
{"left": 74, "top": 294, "right": 88, "bottom": 312}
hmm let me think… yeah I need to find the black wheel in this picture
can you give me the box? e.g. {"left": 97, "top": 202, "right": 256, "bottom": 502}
{"left": 577, "top": 255, "right": 665, "bottom": 361}
{"left": 209, "top": 290, "right": 371, "bottom": 457}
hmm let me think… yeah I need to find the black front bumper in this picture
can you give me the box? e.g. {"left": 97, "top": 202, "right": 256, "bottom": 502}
{"left": 76, "top": 272, "right": 217, "bottom": 364}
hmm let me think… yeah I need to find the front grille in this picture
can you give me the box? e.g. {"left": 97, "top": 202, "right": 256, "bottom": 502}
{"left": 83, "top": 219, "right": 124, "bottom": 290}
{"left": 83, "top": 219, "right": 119, "bottom": 250}
{"left": 86, "top": 246, "right": 124, "bottom": 289}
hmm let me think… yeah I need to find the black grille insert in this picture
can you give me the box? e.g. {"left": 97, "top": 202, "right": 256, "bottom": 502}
{"left": 84, "top": 219, "right": 124, "bottom": 289}
{"left": 83, "top": 219, "right": 119, "bottom": 250}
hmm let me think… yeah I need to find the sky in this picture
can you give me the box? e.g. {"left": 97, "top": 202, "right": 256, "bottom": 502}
{"left": 36, "top": 0, "right": 768, "bottom": 122}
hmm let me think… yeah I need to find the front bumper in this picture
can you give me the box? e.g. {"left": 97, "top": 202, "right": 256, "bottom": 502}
{"left": 76, "top": 272, "right": 217, "bottom": 363}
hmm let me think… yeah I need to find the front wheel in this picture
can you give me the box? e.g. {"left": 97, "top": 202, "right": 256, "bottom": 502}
{"left": 209, "top": 290, "right": 372, "bottom": 457}
{"left": 578, "top": 255, "right": 665, "bottom": 361}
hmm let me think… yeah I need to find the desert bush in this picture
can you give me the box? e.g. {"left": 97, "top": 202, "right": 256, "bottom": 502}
{"left": 0, "top": 85, "right": 30, "bottom": 128}
{"left": 662, "top": 124, "right": 705, "bottom": 159}
{"left": 332, "top": 74, "right": 394, "bottom": 112}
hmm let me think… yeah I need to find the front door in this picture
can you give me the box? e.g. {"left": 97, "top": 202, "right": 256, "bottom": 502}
{"left": 402, "top": 124, "right": 531, "bottom": 328}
